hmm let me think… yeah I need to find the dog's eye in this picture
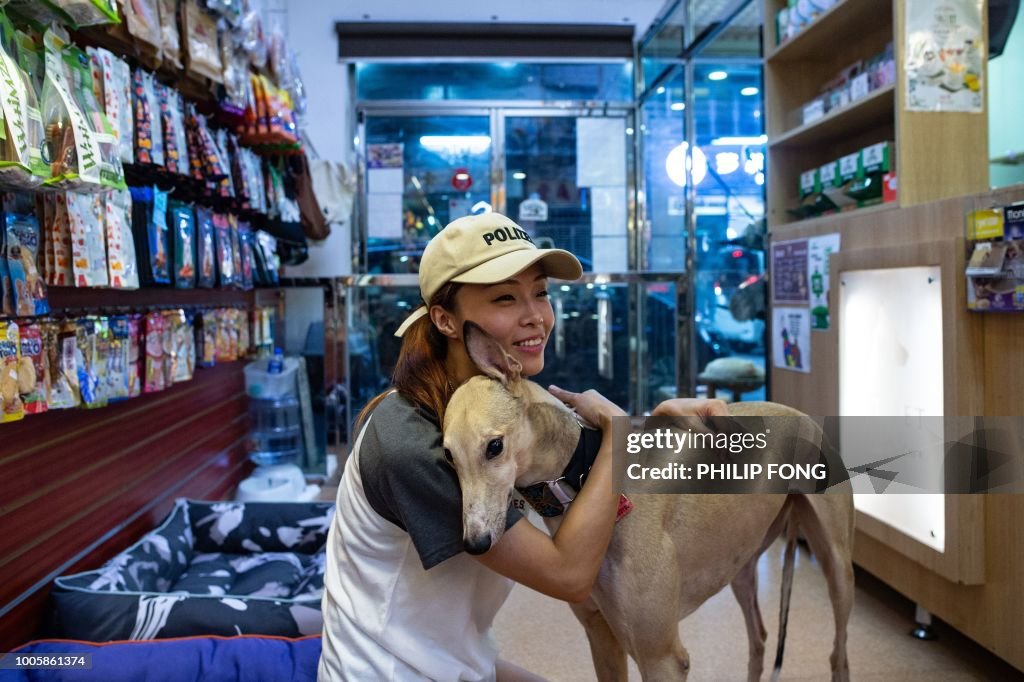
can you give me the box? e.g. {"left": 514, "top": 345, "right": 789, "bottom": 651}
{"left": 485, "top": 438, "right": 503, "bottom": 459}
{"left": 443, "top": 448, "right": 454, "bottom": 465}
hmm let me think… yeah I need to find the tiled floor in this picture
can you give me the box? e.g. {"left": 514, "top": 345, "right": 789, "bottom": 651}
{"left": 493, "top": 538, "right": 1023, "bottom": 681}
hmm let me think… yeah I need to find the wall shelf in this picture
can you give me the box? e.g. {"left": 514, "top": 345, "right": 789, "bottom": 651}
{"left": 766, "top": 0, "right": 893, "bottom": 63}
{"left": 770, "top": 84, "right": 895, "bottom": 150}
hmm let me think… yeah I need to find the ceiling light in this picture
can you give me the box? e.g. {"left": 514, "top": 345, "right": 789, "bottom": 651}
{"left": 708, "top": 71, "right": 728, "bottom": 81}
{"left": 656, "top": 86, "right": 666, "bottom": 94}
{"left": 512, "top": 171, "right": 526, "bottom": 180}
{"left": 670, "top": 102, "right": 685, "bottom": 111}
{"left": 710, "top": 135, "right": 768, "bottom": 146}
{"left": 741, "top": 86, "right": 759, "bottom": 96}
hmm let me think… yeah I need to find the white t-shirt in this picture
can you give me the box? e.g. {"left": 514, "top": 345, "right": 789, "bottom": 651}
{"left": 318, "top": 393, "right": 522, "bottom": 681}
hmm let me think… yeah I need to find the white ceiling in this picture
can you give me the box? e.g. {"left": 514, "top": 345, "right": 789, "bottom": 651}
{"left": 327, "top": 0, "right": 670, "bottom": 38}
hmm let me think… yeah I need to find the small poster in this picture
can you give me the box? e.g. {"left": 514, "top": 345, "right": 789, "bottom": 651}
{"left": 518, "top": 197, "right": 548, "bottom": 222}
{"left": 771, "top": 239, "right": 809, "bottom": 305}
{"left": 905, "top": 0, "right": 984, "bottom": 112}
{"left": 367, "top": 143, "right": 403, "bottom": 169}
{"left": 808, "top": 233, "right": 841, "bottom": 330}
{"left": 576, "top": 118, "right": 626, "bottom": 187}
{"left": 773, "top": 307, "right": 810, "bottom": 373}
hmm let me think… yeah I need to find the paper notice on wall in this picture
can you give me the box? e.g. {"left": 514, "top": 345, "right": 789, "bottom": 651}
{"left": 770, "top": 239, "right": 809, "bottom": 305}
{"left": 367, "top": 193, "right": 403, "bottom": 239}
{"left": 808, "top": 233, "right": 841, "bottom": 331}
{"left": 576, "top": 118, "right": 626, "bottom": 187}
{"left": 367, "top": 143, "right": 403, "bottom": 169}
{"left": 368, "top": 168, "right": 404, "bottom": 195}
{"left": 772, "top": 307, "right": 811, "bottom": 373}
{"left": 905, "top": 0, "right": 984, "bottom": 112}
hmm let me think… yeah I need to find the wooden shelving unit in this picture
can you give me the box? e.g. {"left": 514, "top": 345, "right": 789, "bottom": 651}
{"left": 763, "top": 0, "right": 988, "bottom": 228}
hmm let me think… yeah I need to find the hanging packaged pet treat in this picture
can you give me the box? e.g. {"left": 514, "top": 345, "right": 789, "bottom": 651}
{"left": 127, "top": 313, "right": 141, "bottom": 398}
{"left": 3, "top": 2, "right": 73, "bottom": 27}
{"left": 17, "top": 321, "right": 48, "bottom": 414}
{"left": 46, "top": 320, "right": 81, "bottom": 409}
{"left": 0, "top": 15, "right": 48, "bottom": 190}
{"left": 0, "top": 227, "right": 8, "bottom": 317}
{"left": 130, "top": 185, "right": 170, "bottom": 285}
{"left": 158, "top": 0, "right": 182, "bottom": 69}
{"left": 195, "top": 206, "right": 216, "bottom": 288}
{"left": 75, "top": 316, "right": 105, "bottom": 408}
{"left": 197, "top": 310, "right": 217, "bottom": 366}
{"left": 131, "top": 68, "right": 162, "bottom": 167}
{"left": 143, "top": 311, "right": 165, "bottom": 393}
{"left": 184, "top": 0, "right": 224, "bottom": 83}
{"left": 67, "top": 191, "right": 108, "bottom": 288}
{"left": 49, "top": 0, "right": 119, "bottom": 26}
{"left": 65, "top": 42, "right": 124, "bottom": 190}
{"left": 105, "top": 188, "right": 139, "bottom": 289}
{"left": 213, "top": 212, "right": 235, "bottom": 286}
{"left": 124, "top": 0, "right": 161, "bottom": 52}
{"left": 168, "top": 200, "right": 196, "bottom": 288}
{"left": 50, "top": 193, "right": 74, "bottom": 286}
{"left": 228, "top": 214, "right": 242, "bottom": 288}
{"left": 165, "top": 308, "right": 194, "bottom": 383}
{"left": 107, "top": 315, "right": 129, "bottom": 401}
{"left": 215, "top": 308, "right": 232, "bottom": 361}
{"left": 0, "top": 321, "right": 24, "bottom": 424}
{"left": 158, "top": 84, "right": 188, "bottom": 175}
{"left": 160, "top": 309, "right": 175, "bottom": 387}
{"left": 93, "top": 48, "right": 133, "bottom": 165}
{"left": 185, "top": 103, "right": 228, "bottom": 182}
{"left": 5, "top": 212, "right": 48, "bottom": 316}
{"left": 237, "top": 220, "right": 254, "bottom": 290}
{"left": 92, "top": 315, "right": 111, "bottom": 406}
{"left": 42, "top": 193, "right": 54, "bottom": 282}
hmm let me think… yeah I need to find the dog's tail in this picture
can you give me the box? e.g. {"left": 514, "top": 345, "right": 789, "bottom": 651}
{"left": 770, "top": 511, "right": 799, "bottom": 682}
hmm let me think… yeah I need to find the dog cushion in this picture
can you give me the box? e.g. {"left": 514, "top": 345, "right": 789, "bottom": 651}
{"left": 6, "top": 635, "right": 321, "bottom": 682}
{"left": 50, "top": 500, "right": 334, "bottom": 641}
{"left": 699, "top": 357, "right": 766, "bottom": 383}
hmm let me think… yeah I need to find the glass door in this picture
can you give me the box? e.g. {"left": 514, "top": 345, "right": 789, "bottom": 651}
{"left": 359, "top": 112, "right": 493, "bottom": 274}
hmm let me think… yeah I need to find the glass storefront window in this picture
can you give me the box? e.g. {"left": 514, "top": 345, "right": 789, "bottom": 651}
{"left": 356, "top": 62, "right": 633, "bottom": 102}
{"left": 689, "top": 0, "right": 763, "bottom": 58}
{"left": 638, "top": 2, "right": 685, "bottom": 93}
{"left": 363, "top": 115, "right": 492, "bottom": 274}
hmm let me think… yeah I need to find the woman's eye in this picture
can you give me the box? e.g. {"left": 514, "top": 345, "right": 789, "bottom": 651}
{"left": 536, "top": 289, "right": 549, "bottom": 298}
{"left": 493, "top": 294, "right": 515, "bottom": 303}
{"left": 485, "top": 438, "right": 503, "bottom": 459}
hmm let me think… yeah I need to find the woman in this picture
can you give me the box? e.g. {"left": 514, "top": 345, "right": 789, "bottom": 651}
{"left": 319, "top": 213, "right": 726, "bottom": 681}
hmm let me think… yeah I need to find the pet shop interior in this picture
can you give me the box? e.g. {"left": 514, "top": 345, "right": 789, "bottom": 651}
{"left": 0, "top": 0, "right": 1023, "bottom": 679}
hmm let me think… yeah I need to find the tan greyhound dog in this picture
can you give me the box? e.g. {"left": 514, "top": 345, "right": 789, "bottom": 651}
{"left": 443, "top": 324, "right": 855, "bottom": 681}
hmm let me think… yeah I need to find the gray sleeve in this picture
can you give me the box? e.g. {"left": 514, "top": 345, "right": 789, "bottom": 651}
{"left": 359, "top": 395, "right": 523, "bottom": 570}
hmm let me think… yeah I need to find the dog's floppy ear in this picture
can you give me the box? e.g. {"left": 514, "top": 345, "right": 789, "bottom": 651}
{"left": 463, "top": 321, "right": 522, "bottom": 385}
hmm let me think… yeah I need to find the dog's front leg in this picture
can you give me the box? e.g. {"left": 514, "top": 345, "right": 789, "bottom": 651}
{"left": 568, "top": 598, "right": 628, "bottom": 682}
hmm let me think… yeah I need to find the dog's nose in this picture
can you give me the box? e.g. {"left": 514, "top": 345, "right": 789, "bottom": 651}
{"left": 463, "top": 535, "right": 492, "bottom": 555}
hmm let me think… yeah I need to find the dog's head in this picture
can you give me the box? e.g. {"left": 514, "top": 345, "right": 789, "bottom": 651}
{"left": 443, "top": 321, "right": 534, "bottom": 555}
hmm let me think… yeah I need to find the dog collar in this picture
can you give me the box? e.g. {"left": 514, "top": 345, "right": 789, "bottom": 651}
{"left": 516, "top": 425, "right": 603, "bottom": 517}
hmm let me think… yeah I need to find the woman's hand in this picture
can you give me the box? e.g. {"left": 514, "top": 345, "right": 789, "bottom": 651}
{"left": 652, "top": 398, "right": 730, "bottom": 419}
{"left": 548, "top": 385, "right": 626, "bottom": 430}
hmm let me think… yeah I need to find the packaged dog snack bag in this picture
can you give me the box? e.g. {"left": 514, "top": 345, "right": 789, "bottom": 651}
{"left": 0, "top": 12, "right": 49, "bottom": 190}
{"left": 169, "top": 200, "right": 196, "bottom": 288}
{"left": 107, "top": 315, "right": 129, "bottom": 401}
{"left": 44, "top": 320, "right": 80, "bottom": 409}
{"left": 164, "top": 308, "right": 194, "bottom": 383}
{"left": 92, "top": 48, "right": 133, "bottom": 165}
{"left": 124, "top": 0, "right": 161, "bottom": 52}
{"left": 229, "top": 214, "right": 242, "bottom": 288}
{"left": 161, "top": 309, "right": 175, "bottom": 387}
{"left": 130, "top": 185, "right": 170, "bottom": 285}
{"left": 158, "top": 83, "right": 189, "bottom": 175}
{"left": 143, "top": 311, "right": 165, "bottom": 393}
{"left": 158, "top": 0, "right": 183, "bottom": 69}
{"left": 17, "top": 321, "right": 48, "bottom": 414}
{"left": 5, "top": 213, "right": 48, "bottom": 315}
{"left": 127, "top": 314, "right": 142, "bottom": 398}
{"left": 105, "top": 188, "right": 138, "bottom": 289}
{"left": 197, "top": 309, "right": 217, "bottom": 367}
{"left": 0, "top": 320, "right": 25, "bottom": 424}
{"left": 49, "top": 192, "right": 74, "bottom": 286}
{"left": 49, "top": 0, "right": 120, "bottom": 27}
{"left": 0, "top": 223, "right": 12, "bottom": 317}
{"left": 75, "top": 316, "right": 106, "bottom": 408}
{"left": 237, "top": 221, "right": 254, "bottom": 290}
{"left": 213, "top": 212, "right": 235, "bottom": 287}
{"left": 195, "top": 206, "right": 216, "bottom": 288}
{"left": 67, "top": 192, "right": 108, "bottom": 287}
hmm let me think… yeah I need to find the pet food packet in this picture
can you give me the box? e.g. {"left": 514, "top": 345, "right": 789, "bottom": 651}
{"left": 5, "top": 213, "right": 48, "bottom": 316}
{"left": 183, "top": 0, "right": 223, "bottom": 83}
{"left": 165, "top": 308, "right": 193, "bottom": 383}
{"left": 143, "top": 311, "right": 165, "bottom": 393}
{"left": 213, "top": 212, "right": 234, "bottom": 287}
{"left": 142, "top": 70, "right": 164, "bottom": 167}
{"left": 132, "top": 69, "right": 155, "bottom": 166}
{"left": 228, "top": 214, "right": 242, "bottom": 288}
{"left": 50, "top": 193, "right": 74, "bottom": 286}
{"left": 68, "top": 192, "right": 108, "bottom": 288}
{"left": 17, "top": 321, "right": 48, "bottom": 414}
{"left": 44, "top": 320, "right": 80, "bottom": 409}
{"left": 0, "top": 13, "right": 48, "bottom": 190}
{"left": 215, "top": 308, "right": 232, "bottom": 361}
{"left": 107, "top": 314, "right": 129, "bottom": 401}
{"left": 4, "top": 2, "right": 74, "bottom": 28}
{"left": 40, "top": 29, "right": 104, "bottom": 191}
{"left": 158, "top": 0, "right": 182, "bottom": 69}
{"left": 124, "top": 0, "right": 161, "bottom": 51}
{"left": 64, "top": 43, "right": 125, "bottom": 191}
{"left": 198, "top": 309, "right": 216, "bottom": 366}
{"left": 168, "top": 200, "right": 196, "bottom": 288}
{"left": 195, "top": 206, "right": 216, "bottom": 288}
{"left": 75, "top": 316, "right": 105, "bottom": 408}
{"left": 93, "top": 48, "right": 133, "bottom": 165}
{"left": 41, "top": 193, "right": 54, "bottom": 284}
{"left": 161, "top": 309, "right": 175, "bottom": 387}
{"left": 105, "top": 188, "right": 139, "bottom": 289}
{"left": 237, "top": 308, "right": 250, "bottom": 357}
{"left": 237, "top": 220, "right": 254, "bottom": 290}
{"left": 0, "top": 320, "right": 25, "bottom": 424}
{"left": 158, "top": 85, "right": 188, "bottom": 175}
{"left": 93, "top": 315, "right": 111, "bottom": 405}
{"left": 49, "top": 0, "right": 120, "bottom": 27}
{"left": 127, "top": 314, "right": 141, "bottom": 398}
{"left": 0, "top": 226, "right": 9, "bottom": 316}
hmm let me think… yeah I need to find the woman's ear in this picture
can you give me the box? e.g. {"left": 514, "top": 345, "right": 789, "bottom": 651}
{"left": 463, "top": 321, "right": 522, "bottom": 384}
{"left": 430, "top": 305, "right": 460, "bottom": 339}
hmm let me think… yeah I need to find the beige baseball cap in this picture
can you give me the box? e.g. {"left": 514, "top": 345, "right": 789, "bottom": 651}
{"left": 394, "top": 212, "right": 582, "bottom": 336}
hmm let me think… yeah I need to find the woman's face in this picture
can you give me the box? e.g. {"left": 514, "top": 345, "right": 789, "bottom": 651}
{"left": 450, "top": 263, "right": 554, "bottom": 377}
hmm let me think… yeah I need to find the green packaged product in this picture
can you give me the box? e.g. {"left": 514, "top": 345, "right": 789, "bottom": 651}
{"left": 820, "top": 154, "right": 859, "bottom": 210}
{"left": 788, "top": 169, "right": 822, "bottom": 220}
{"left": 846, "top": 142, "right": 893, "bottom": 207}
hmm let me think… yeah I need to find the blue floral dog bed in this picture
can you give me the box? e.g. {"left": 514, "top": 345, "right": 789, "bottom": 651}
{"left": 51, "top": 499, "right": 334, "bottom": 641}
